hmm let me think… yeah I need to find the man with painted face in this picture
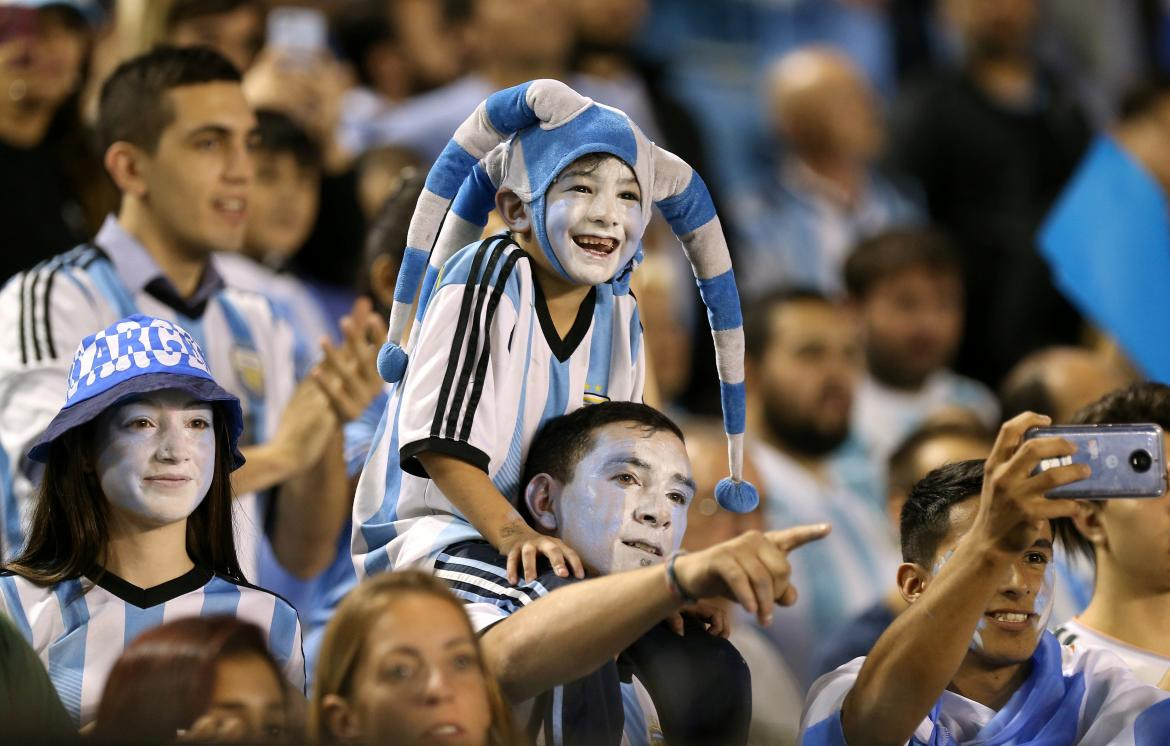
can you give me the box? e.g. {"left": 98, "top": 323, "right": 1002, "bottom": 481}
{"left": 800, "top": 412, "right": 1170, "bottom": 745}
{"left": 451, "top": 401, "right": 827, "bottom": 746}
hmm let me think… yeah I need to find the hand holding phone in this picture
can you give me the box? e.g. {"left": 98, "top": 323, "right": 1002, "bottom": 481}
{"left": 1026, "top": 424, "right": 1167, "bottom": 498}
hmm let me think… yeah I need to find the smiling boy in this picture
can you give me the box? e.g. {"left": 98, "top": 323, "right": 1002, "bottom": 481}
{"left": 350, "top": 79, "right": 756, "bottom": 594}
{"left": 800, "top": 413, "right": 1170, "bottom": 745}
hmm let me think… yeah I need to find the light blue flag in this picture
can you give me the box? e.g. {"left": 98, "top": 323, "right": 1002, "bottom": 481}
{"left": 1039, "top": 135, "right": 1170, "bottom": 381}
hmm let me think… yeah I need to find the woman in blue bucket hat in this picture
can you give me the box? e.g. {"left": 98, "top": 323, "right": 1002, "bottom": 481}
{"left": 0, "top": 314, "right": 304, "bottom": 729}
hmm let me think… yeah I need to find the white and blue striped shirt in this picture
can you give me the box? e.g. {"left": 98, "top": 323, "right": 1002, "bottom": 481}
{"left": 352, "top": 235, "right": 645, "bottom": 578}
{"left": 750, "top": 439, "right": 901, "bottom": 688}
{"left": 0, "top": 216, "right": 299, "bottom": 578}
{"left": 0, "top": 566, "right": 305, "bottom": 728}
{"left": 800, "top": 633, "right": 1170, "bottom": 745}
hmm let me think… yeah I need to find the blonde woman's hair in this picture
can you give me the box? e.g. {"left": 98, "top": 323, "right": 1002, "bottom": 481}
{"left": 311, "top": 571, "right": 519, "bottom": 746}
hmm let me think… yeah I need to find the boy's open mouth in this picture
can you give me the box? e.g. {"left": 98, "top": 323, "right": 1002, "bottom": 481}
{"left": 573, "top": 235, "right": 618, "bottom": 257}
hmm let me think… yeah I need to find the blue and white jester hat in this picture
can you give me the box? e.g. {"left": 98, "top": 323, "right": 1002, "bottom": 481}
{"left": 377, "top": 79, "right": 758, "bottom": 512}
{"left": 28, "top": 314, "right": 246, "bottom": 469}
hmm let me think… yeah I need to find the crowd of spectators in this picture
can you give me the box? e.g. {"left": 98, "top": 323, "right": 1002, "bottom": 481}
{"left": 4, "top": 0, "right": 1170, "bottom": 744}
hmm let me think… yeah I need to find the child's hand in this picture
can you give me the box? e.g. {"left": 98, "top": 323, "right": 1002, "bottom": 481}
{"left": 498, "top": 526, "right": 585, "bottom": 584}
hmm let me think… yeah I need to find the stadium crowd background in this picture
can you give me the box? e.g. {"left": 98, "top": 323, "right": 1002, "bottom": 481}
{"left": 3, "top": 0, "right": 1170, "bottom": 744}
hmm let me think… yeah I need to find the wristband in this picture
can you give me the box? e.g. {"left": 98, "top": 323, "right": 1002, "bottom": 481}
{"left": 665, "top": 550, "right": 697, "bottom": 603}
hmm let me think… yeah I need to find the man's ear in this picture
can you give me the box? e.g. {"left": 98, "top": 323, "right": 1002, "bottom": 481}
{"left": 321, "top": 694, "right": 362, "bottom": 742}
{"left": 897, "top": 562, "right": 930, "bottom": 606}
{"left": 495, "top": 189, "right": 532, "bottom": 235}
{"left": 1071, "top": 501, "right": 1108, "bottom": 552}
{"left": 523, "top": 474, "right": 560, "bottom": 534}
{"left": 104, "top": 141, "right": 150, "bottom": 199}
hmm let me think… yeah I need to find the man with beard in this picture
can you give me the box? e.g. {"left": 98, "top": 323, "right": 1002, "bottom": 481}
{"left": 845, "top": 228, "right": 998, "bottom": 465}
{"left": 744, "top": 289, "right": 900, "bottom": 686}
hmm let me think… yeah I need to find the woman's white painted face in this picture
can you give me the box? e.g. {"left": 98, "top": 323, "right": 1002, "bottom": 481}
{"left": 554, "top": 422, "right": 693, "bottom": 576}
{"left": 92, "top": 389, "right": 216, "bottom": 527}
{"left": 543, "top": 156, "right": 644, "bottom": 286}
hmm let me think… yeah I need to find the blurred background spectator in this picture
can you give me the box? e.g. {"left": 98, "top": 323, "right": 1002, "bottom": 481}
{"left": 0, "top": 0, "right": 113, "bottom": 282}
{"left": 889, "top": 0, "right": 1091, "bottom": 387}
{"left": 732, "top": 47, "right": 921, "bottom": 299}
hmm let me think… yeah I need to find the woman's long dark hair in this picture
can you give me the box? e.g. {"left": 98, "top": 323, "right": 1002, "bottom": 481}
{"left": 93, "top": 616, "right": 284, "bottom": 743}
{"left": 5, "top": 402, "right": 244, "bottom": 585}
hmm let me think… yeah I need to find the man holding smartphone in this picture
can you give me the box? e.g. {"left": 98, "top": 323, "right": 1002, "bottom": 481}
{"left": 800, "top": 411, "right": 1170, "bottom": 745}
{"left": 1055, "top": 383, "right": 1170, "bottom": 686}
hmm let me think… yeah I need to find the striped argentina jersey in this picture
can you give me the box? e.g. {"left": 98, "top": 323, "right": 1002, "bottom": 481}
{"left": 0, "top": 217, "right": 298, "bottom": 578}
{"left": 799, "top": 632, "right": 1170, "bottom": 745}
{"left": 0, "top": 566, "right": 305, "bottom": 728}
{"left": 352, "top": 234, "right": 645, "bottom": 577}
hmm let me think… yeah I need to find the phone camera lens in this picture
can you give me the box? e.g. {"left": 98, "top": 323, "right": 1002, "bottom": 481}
{"left": 1130, "top": 450, "right": 1153, "bottom": 473}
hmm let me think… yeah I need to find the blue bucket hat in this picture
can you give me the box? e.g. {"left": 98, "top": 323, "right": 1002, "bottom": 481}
{"left": 28, "top": 315, "right": 245, "bottom": 468}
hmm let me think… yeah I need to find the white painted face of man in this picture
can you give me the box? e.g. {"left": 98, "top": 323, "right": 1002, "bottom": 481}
{"left": 552, "top": 422, "right": 694, "bottom": 576}
{"left": 93, "top": 389, "right": 217, "bottom": 527}
{"left": 543, "top": 156, "right": 644, "bottom": 287}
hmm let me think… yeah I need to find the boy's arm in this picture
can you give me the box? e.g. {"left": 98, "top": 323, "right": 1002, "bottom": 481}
{"left": 418, "top": 452, "right": 584, "bottom": 584}
{"left": 839, "top": 414, "right": 1086, "bottom": 746}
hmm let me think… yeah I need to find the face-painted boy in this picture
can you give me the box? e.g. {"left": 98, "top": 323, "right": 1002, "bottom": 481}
{"left": 349, "top": 80, "right": 758, "bottom": 600}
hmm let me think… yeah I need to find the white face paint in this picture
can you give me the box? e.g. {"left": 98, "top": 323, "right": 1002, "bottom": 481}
{"left": 553, "top": 422, "right": 693, "bottom": 576}
{"left": 930, "top": 536, "right": 1055, "bottom": 659}
{"left": 93, "top": 389, "right": 216, "bottom": 527}
{"left": 543, "top": 157, "right": 644, "bottom": 286}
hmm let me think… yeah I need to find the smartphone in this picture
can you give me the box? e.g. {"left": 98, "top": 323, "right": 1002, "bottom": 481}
{"left": 1025, "top": 424, "right": 1167, "bottom": 498}
{"left": 266, "top": 6, "right": 327, "bottom": 56}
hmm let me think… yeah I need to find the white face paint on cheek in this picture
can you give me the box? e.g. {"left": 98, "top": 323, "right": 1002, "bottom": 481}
{"left": 94, "top": 401, "right": 216, "bottom": 527}
{"left": 556, "top": 427, "right": 691, "bottom": 576}
{"left": 544, "top": 160, "right": 644, "bottom": 286}
{"left": 1034, "top": 561, "right": 1057, "bottom": 630}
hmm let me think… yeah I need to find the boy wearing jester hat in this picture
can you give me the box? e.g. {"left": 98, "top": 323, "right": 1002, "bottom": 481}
{"left": 351, "top": 78, "right": 757, "bottom": 580}
{"left": 341, "top": 80, "right": 761, "bottom": 743}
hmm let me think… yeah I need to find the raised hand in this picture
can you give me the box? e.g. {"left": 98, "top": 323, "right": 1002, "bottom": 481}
{"left": 973, "top": 412, "right": 1088, "bottom": 557}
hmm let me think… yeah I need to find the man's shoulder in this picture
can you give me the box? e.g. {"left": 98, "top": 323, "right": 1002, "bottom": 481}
{"left": 0, "top": 245, "right": 116, "bottom": 365}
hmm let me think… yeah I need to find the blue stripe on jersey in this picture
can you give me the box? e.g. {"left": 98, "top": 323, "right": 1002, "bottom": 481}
{"left": 696, "top": 270, "right": 743, "bottom": 331}
{"left": 215, "top": 295, "right": 267, "bottom": 445}
{"left": 0, "top": 576, "right": 32, "bottom": 640}
{"left": 416, "top": 265, "right": 440, "bottom": 322}
{"left": 360, "top": 402, "right": 404, "bottom": 579}
{"left": 0, "top": 447, "right": 20, "bottom": 559}
{"left": 491, "top": 319, "right": 535, "bottom": 501}
{"left": 542, "top": 355, "right": 571, "bottom": 425}
{"left": 49, "top": 579, "right": 89, "bottom": 722}
{"left": 267, "top": 601, "right": 299, "bottom": 676}
{"left": 122, "top": 602, "right": 166, "bottom": 648}
{"left": 621, "top": 683, "right": 651, "bottom": 746}
{"left": 585, "top": 284, "right": 614, "bottom": 400}
{"left": 201, "top": 576, "right": 242, "bottom": 617}
{"left": 86, "top": 259, "right": 138, "bottom": 317}
{"left": 655, "top": 171, "right": 718, "bottom": 237}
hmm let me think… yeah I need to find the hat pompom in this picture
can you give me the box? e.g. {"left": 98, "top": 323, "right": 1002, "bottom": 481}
{"left": 715, "top": 478, "right": 759, "bottom": 513}
{"left": 377, "top": 342, "right": 409, "bottom": 383}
